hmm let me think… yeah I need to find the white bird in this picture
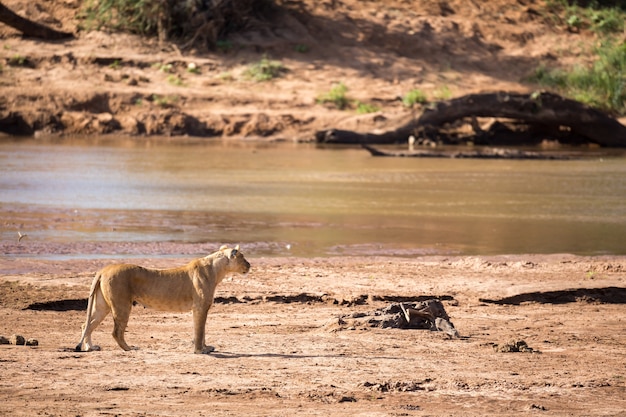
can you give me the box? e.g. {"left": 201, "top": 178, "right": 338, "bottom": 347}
{"left": 408, "top": 135, "right": 416, "bottom": 150}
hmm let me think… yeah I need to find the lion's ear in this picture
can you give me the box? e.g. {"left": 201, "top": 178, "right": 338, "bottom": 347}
{"left": 219, "top": 245, "right": 228, "bottom": 251}
{"left": 235, "top": 244, "right": 240, "bottom": 251}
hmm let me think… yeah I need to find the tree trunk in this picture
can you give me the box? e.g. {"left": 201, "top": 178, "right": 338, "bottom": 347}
{"left": 0, "top": 1, "right": 73, "bottom": 40}
{"left": 316, "top": 92, "right": 626, "bottom": 147}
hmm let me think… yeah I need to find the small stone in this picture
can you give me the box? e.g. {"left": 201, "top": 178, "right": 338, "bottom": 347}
{"left": 10, "top": 334, "right": 26, "bottom": 345}
{"left": 338, "top": 396, "right": 357, "bottom": 403}
{"left": 0, "top": 336, "right": 9, "bottom": 344}
{"left": 26, "top": 338, "right": 39, "bottom": 346}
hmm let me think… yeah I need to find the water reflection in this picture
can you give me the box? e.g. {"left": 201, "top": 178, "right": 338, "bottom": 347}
{"left": 1, "top": 138, "right": 625, "bottom": 257}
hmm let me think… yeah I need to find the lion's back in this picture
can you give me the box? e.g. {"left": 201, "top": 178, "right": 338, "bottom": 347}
{"left": 100, "top": 264, "right": 194, "bottom": 312}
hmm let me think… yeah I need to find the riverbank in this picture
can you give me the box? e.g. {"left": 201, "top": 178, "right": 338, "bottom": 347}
{"left": 2, "top": 0, "right": 625, "bottom": 140}
{"left": 1, "top": 250, "right": 625, "bottom": 415}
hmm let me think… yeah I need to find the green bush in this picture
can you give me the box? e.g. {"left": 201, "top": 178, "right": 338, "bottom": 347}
{"left": 402, "top": 89, "right": 428, "bottom": 107}
{"left": 80, "top": 0, "right": 165, "bottom": 35}
{"left": 355, "top": 101, "right": 380, "bottom": 114}
{"left": 545, "top": 0, "right": 625, "bottom": 35}
{"left": 529, "top": 41, "right": 626, "bottom": 114}
{"left": 434, "top": 85, "right": 452, "bottom": 101}
{"left": 590, "top": 8, "right": 624, "bottom": 34}
{"left": 167, "top": 74, "right": 185, "bottom": 86}
{"left": 78, "top": 0, "right": 275, "bottom": 48}
{"left": 243, "top": 56, "right": 286, "bottom": 82}
{"left": 7, "top": 54, "right": 27, "bottom": 67}
{"left": 317, "top": 83, "right": 350, "bottom": 110}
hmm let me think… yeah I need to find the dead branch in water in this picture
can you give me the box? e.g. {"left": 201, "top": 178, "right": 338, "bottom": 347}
{"left": 316, "top": 92, "right": 626, "bottom": 147}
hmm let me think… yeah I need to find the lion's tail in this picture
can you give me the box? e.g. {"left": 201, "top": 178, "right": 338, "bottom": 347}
{"left": 75, "top": 272, "right": 102, "bottom": 352}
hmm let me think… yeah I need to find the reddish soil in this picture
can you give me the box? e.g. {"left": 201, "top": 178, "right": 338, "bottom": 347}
{"left": 1, "top": 248, "right": 625, "bottom": 415}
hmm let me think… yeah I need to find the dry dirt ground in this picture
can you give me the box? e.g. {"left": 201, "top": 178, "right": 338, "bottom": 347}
{"left": 1, "top": 249, "right": 625, "bottom": 416}
{"left": 2, "top": 0, "right": 623, "bottom": 139}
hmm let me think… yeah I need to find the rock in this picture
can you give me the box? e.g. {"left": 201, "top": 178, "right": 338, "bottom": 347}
{"left": 494, "top": 339, "right": 538, "bottom": 353}
{"left": 338, "top": 396, "right": 357, "bottom": 403}
{"left": 0, "top": 336, "right": 10, "bottom": 344}
{"left": 10, "top": 334, "right": 26, "bottom": 345}
{"left": 26, "top": 338, "right": 39, "bottom": 346}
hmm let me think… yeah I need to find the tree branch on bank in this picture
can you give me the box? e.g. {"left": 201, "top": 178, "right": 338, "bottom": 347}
{"left": 0, "top": 1, "right": 73, "bottom": 40}
{"left": 316, "top": 91, "right": 626, "bottom": 147}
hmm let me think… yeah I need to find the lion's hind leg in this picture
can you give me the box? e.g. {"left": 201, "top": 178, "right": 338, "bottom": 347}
{"left": 76, "top": 289, "right": 110, "bottom": 352}
{"left": 110, "top": 300, "right": 134, "bottom": 351}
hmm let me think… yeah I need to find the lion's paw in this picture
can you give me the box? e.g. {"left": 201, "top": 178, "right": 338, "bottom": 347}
{"left": 196, "top": 345, "right": 215, "bottom": 354}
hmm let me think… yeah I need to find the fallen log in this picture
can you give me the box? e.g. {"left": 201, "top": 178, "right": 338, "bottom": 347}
{"left": 316, "top": 91, "right": 626, "bottom": 147}
{"left": 0, "top": 1, "right": 73, "bottom": 40}
{"left": 362, "top": 144, "right": 576, "bottom": 160}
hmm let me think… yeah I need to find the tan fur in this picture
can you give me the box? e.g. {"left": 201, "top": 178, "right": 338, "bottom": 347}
{"left": 75, "top": 245, "right": 250, "bottom": 354}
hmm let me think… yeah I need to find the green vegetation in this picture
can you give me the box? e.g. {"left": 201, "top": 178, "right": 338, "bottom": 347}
{"left": 7, "top": 54, "right": 27, "bottom": 67}
{"left": 80, "top": 0, "right": 164, "bottom": 34}
{"left": 153, "top": 62, "right": 174, "bottom": 73}
{"left": 529, "top": 40, "right": 626, "bottom": 114}
{"left": 186, "top": 63, "right": 200, "bottom": 74}
{"left": 218, "top": 72, "right": 234, "bottom": 82}
{"left": 78, "top": 0, "right": 275, "bottom": 50}
{"left": 434, "top": 85, "right": 452, "bottom": 101}
{"left": 317, "top": 82, "right": 350, "bottom": 110}
{"left": 243, "top": 56, "right": 286, "bottom": 82}
{"left": 545, "top": 0, "right": 625, "bottom": 35}
{"left": 167, "top": 74, "right": 185, "bottom": 86}
{"left": 355, "top": 101, "right": 380, "bottom": 114}
{"left": 530, "top": 2, "right": 626, "bottom": 114}
{"left": 294, "top": 44, "right": 309, "bottom": 53}
{"left": 151, "top": 94, "right": 179, "bottom": 108}
{"left": 109, "top": 59, "right": 121, "bottom": 69}
{"left": 317, "top": 85, "right": 380, "bottom": 113}
{"left": 216, "top": 40, "right": 233, "bottom": 53}
{"left": 402, "top": 89, "right": 428, "bottom": 107}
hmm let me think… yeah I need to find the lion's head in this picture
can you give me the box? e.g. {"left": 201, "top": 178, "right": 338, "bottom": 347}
{"left": 217, "top": 244, "right": 251, "bottom": 275}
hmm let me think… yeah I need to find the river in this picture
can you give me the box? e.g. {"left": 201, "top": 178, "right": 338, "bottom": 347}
{"left": 1, "top": 137, "right": 625, "bottom": 258}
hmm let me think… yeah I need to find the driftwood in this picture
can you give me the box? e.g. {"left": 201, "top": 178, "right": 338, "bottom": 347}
{"left": 362, "top": 144, "right": 576, "bottom": 160}
{"left": 316, "top": 92, "right": 626, "bottom": 147}
{"left": 0, "top": 1, "right": 73, "bottom": 40}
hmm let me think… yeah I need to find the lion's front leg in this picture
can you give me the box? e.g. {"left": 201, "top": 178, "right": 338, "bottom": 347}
{"left": 192, "top": 304, "right": 213, "bottom": 354}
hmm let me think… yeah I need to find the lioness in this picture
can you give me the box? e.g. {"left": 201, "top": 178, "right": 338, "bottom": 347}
{"left": 75, "top": 245, "right": 250, "bottom": 354}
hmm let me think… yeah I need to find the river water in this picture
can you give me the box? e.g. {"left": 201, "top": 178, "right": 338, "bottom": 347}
{"left": 1, "top": 137, "right": 625, "bottom": 258}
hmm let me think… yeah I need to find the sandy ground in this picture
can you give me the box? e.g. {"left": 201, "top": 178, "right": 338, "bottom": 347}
{"left": 1, "top": 247, "right": 625, "bottom": 416}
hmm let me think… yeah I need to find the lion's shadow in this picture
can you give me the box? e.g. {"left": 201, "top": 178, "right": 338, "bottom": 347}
{"left": 211, "top": 351, "right": 403, "bottom": 360}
